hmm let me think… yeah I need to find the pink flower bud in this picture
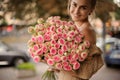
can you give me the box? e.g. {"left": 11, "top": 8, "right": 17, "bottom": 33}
{"left": 51, "top": 40, "right": 56, "bottom": 45}
{"left": 55, "top": 43, "right": 60, "bottom": 49}
{"left": 61, "top": 45, "right": 67, "bottom": 51}
{"left": 75, "top": 36, "right": 82, "bottom": 43}
{"left": 58, "top": 38, "right": 65, "bottom": 45}
{"left": 61, "top": 56, "right": 67, "bottom": 61}
{"left": 36, "top": 49, "right": 43, "bottom": 55}
{"left": 50, "top": 47, "right": 57, "bottom": 55}
{"left": 79, "top": 56, "right": 85, "bottom": 61}
{"left": 72, "top": 54, "right": 79, "bottom": 60}
{"left": 33, "top": 45, "right": 39, "bottom": 51}
{"left": 43, "top": 46, "right": 47, "bottom": 53}
{"left": 47, "top": 59, "right": 54, "bottom": 66}
{"left": 84, "top": 40, "right": 90, "bottom": 48}
{"left": 53, "top": 55, "right": 61, "bottom": 62}
{"left": 79, "top": 44, "right": 85, "bottom": 51}
{"left": 44, "top": 34, "right": 51, "bottom": 41}
{"left": 58, "top": 49, "right": 64, "bottom": 55}
{"left": 57, "top": 33, "right": 63, "bottom": 38}
{"left": 55, "top": 63, "right": 62, "bottom": 70}
{"left": 52, "top": 34, "right": 58, "bottom": 40}
{"left": 63, "top": 65, "right": 72, "bottom": 71}
{"left": 50, "top": 26, "right": 55, "bottom": 32}
{"left": 80, "top": 52, "right": 88, "bottom": 59}
{"left": 69, "top": 31, "right": 75, "bottom": 37}
{"left": 31, "top": 37, "right": 36, "bottom": 42}
{"left": 67, "top": 54, "right": 72, "bottom": 61}
{"left": 73, "top": 62, "right": 80, "bottom": 70}
{"left": 33, "top": 56, "right": 40, "bottom": 63}
{"left": 62, "top": 33, "right": 67, "bottom": 39}
{"left": 62, "top": 61, "right": 68, "bottom": 66}
{"left": 37, "top": 35, "right": 44, "bottom": 43}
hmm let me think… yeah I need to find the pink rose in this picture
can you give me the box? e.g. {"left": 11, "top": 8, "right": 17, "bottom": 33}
{"left": 62, "top": 33, "right": 67, "bottom": 39}
{"left": 44, "top": 34, "right": 51, "bottom": 41}
{"left": 84, "top": 40, "right": 90, "bottom": 48}
{"left": 57, "top": 33, "right": 63, "bottom": 38}
{"left": 33, "top": 45, "right": 39, "bottom": 51}
{"left": 75, "top": 36, "right": 82, "bottom": 43}
{"left": 73, "top": 62, "right": 80, "bottom": 70}
{"left": 36, "top": 49, "right": 43, "bottom": 55}
{"left": 58, "top": 49, "right": 64, "bottom": 55}
{"left": 50, "top": 47, "right": 57, "bottom": 55}
{"left": 37, "top": 35, "right": 44, "bottom": 43}
{"left": 44, "top": 56, "right": 49, "bottom": 61}
{"left": 55, "top": 43, "right": 60, "bottom": 49}
{"left": 61, "top": 56, "right": 67, "bottom": 61}
{"left": 51, "top": 40, "right": 56, "bottom": 45}
{"left": 50, "top": 26, "right": 55, "bottom": 31}
{"left": 70, "top": 60, "right": 77, "bottom": 64}
{"left": 62, "top": 21, "right": 67, "bottom": 25}
{"left": 79, "top": 56, "right": 85, "bottom": 61}
{"left": 31, "top": 37, "right": 36, "bottom": 42}
{"left": 52, "top": 34, "right": 58, "bottom": 40}
{"left": 43, "top": 46, "right": 47, "bottom": 53}
{"left": 57, "top": 28, "right": 62, "bottom": 33}
{"left": 33, "top": 56, "right": 40, "bottom": 63}
{"left": 69, "top": 31, "right": 75, "bottom": 37}
{"left": 53, "top": 55, "right": 61, "bottom": 62}
{"left": 80, "top": 52, "right": 88, "bottom": 59}
{"left": 79, "top": 44, "right": 86, "bottom": 51}
{"left": 72, "top": 54, "right": 79, "bottom": 61}
{"left": 55, "top": 63, "right": 62, "bottom": 70}
{"left": 61, "top": 45, "right": 67, "bottom": 51}
{"left": 30, "top": 53, "right": 35, "bottom": 58}
{"left": 47, "top": 59, "right": 54, "bottom": 66}
{"left": 45, "top": 31, "right": 51, "bottom": 35}
{"left": 67, "top": 54, "right": 72, "bottom": 61}
{"left": 62, "top": 61, "right": 69, "bottom": 66}
{"left": 58, "top": 38, "right": 65, "bottom": 45}
{"left": 63, "top": 65, "right": 72, "bottom": 71}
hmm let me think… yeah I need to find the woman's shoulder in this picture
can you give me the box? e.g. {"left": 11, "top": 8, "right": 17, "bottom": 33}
{"left": 82, "top": 23, "right": 96, "bottom": 44}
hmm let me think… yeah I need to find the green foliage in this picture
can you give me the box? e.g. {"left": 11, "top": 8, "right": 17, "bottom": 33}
{"left": 16, "top": 62, "right": 35, "bottom": 71}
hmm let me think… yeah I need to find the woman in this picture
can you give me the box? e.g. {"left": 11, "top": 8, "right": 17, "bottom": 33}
{"left": 55, "top": 0, "right": 104, "bottom": 80}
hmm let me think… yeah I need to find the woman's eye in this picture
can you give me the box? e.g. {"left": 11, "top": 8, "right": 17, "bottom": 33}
{"left": 72, "top": 3, "right": 77, "bottom": 7}
{"left": 81, "top": 6, "right": 87, "bottom": 10}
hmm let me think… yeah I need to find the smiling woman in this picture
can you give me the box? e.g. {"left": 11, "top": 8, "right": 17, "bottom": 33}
{"left": 56, "top": 0, "right": 103, "bottom": 80}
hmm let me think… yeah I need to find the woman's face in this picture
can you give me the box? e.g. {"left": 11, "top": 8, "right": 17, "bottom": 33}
{"left": 69, "top": 0, "right": 93, "bottom": 22}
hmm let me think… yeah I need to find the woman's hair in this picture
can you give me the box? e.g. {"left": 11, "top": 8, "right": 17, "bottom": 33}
{"left": 67, "top": 0, "right": 97, "bottom": 13}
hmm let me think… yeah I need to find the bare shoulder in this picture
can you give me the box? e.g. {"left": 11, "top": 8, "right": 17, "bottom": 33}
{"left": 82, "top": 23, "right": 96, "bottom": 44}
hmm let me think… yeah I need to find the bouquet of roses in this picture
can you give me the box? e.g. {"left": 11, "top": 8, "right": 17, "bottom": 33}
{"left": 27, "top": 16, "right": 90, "bottom": 80}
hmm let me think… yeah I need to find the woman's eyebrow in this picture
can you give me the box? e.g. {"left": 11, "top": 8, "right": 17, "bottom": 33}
{"left": 72, "top": 1, "right": 77, "bottom": 5}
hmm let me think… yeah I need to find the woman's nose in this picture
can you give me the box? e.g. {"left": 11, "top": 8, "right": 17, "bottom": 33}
{"left": 74, "top": 7, "right": 79, "bottom": 15}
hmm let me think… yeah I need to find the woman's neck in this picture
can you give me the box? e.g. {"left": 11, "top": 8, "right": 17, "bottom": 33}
{"left": 75, "top": 20, "right": 88, "bottom": 28}
{"left": 74, "top": 20, "right": 89, "bottom": 32}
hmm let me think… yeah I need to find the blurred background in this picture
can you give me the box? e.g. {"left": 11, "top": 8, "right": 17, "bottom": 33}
{"left": 0, "top": 0, "right": 120, "bottom": 80}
